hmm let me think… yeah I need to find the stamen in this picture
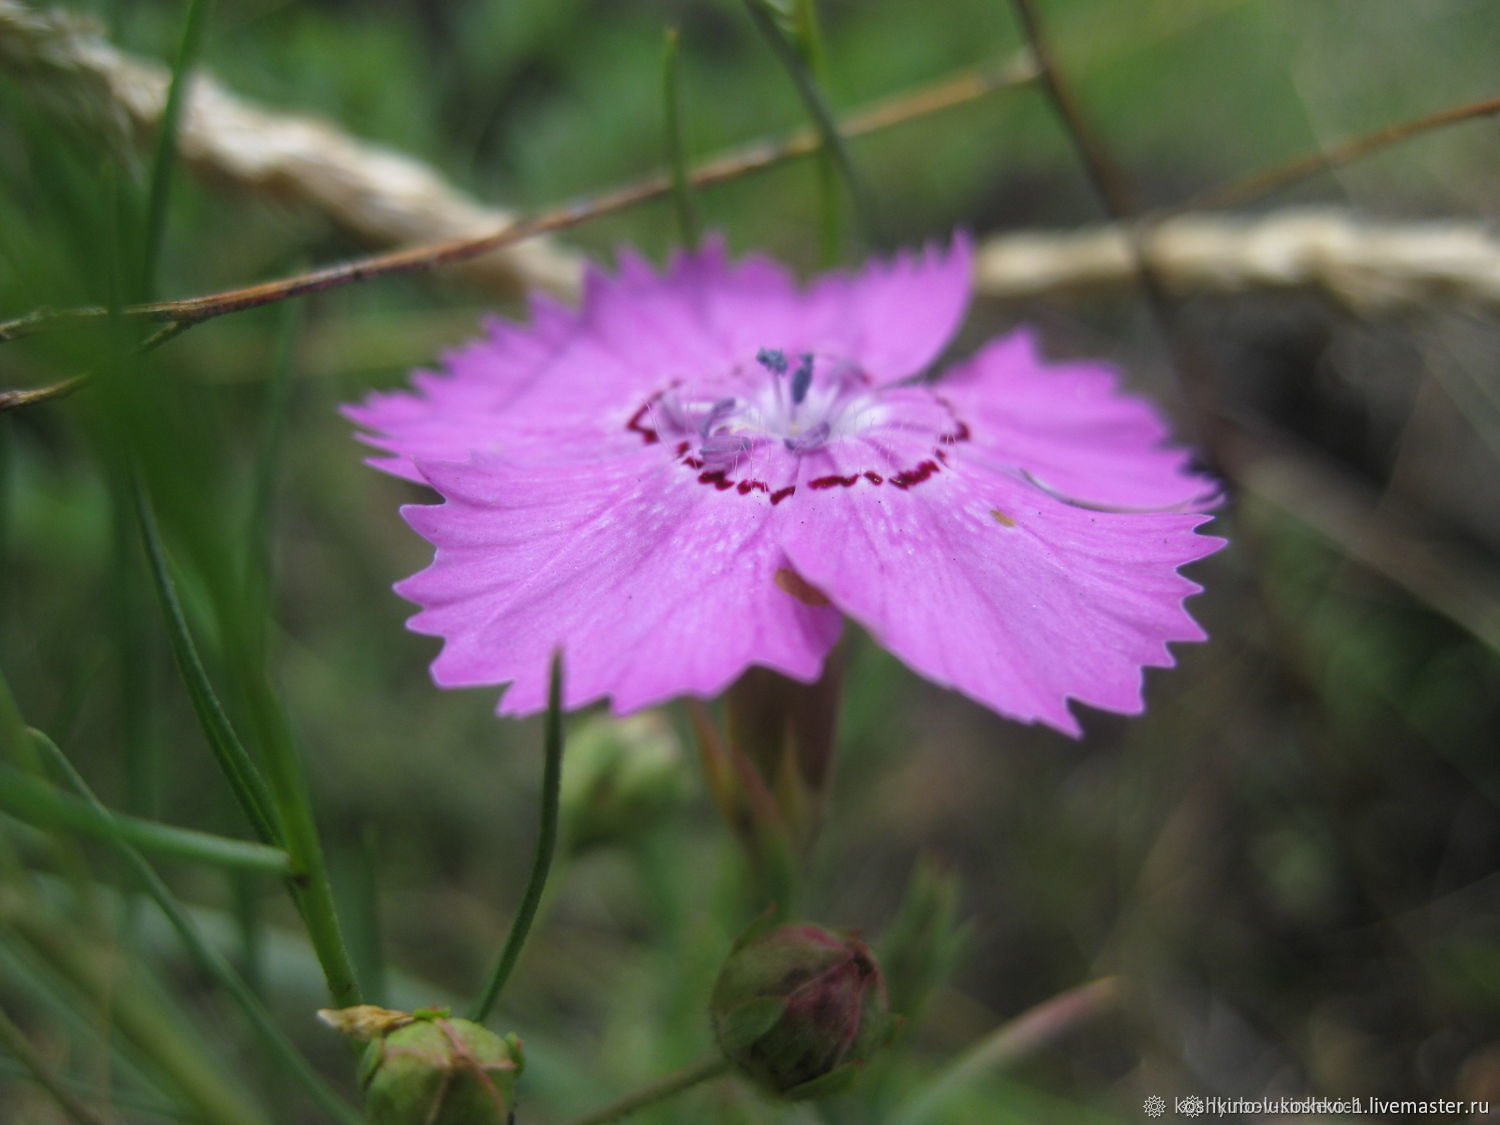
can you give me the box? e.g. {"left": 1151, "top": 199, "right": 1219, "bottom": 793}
{"left": 701, "top": 432, "right": 755, "bottom": 468}
{"left": 784, "top": 421, "right": 830, "bottom": 453}
{"left": 756, "top": 348, "right": 789, "bottom": 376}
{"left": 702, "top": 397, "right": 738, "bottom": 434}
{"left": 790, "top": 353, "right": 814, "bottom": 405}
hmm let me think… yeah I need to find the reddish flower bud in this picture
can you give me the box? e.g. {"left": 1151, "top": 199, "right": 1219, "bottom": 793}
{"left": 710, "top": 922, "right": 895, "bottom": 1100}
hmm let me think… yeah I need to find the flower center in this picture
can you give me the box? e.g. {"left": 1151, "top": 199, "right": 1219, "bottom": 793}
{"left": 623, "top": 348, "right": 969, "bottom": 504}
{"left": 651, "top": 348, "right": 878, "bottom": 469}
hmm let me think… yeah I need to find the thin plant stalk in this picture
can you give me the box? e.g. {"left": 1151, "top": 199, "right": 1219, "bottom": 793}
{"left": 661, "top": 28, "right": 702, "bottom": 248}
{"left": 243, "top": 295, "right": 301, "bottom": 652}
{"left": 131, "top": 477, "right": 281, "bottom": 846}
{"left": 140, "top": 0, "right": 214, "bottom": 297}
{"left": 561, "top": 1054, "right": 732, "bottom": 1125}
{"left": 470, "top": 653, "right": 566, "bottom": 1022}
{"left": 741, "top": 0, "right": 876, "bottom": 242}
{"left": 0, "top": 51, "right": 1040, "bottom": 363}
{"left": 228, "top": 632, "right": 362, "bottom": 1008}
{"left": 791, "top": 0, "right": 842, "bottom": 262}
{"left": 889, "top": 976, "right": 1119, "bottom": 1125}
{"left": 133, "top": 475, "right": 362, "bottom": 1006}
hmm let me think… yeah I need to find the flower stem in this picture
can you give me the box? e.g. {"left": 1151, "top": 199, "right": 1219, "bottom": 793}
{"left": 561, "top": 1055, "right": 732, "bottom": 1125}
{"left": 889, "top": 976, "right": 1120, "bottom": 1125}
{"left": 131, "top": 478, "right": 281, "bottom": 848}
{"left": 140, "top": 0, "right": 214, "bottom": 297}
{"left": 741, "top": 0, "right": 878, "bottom": 243}
{"left": 661, "top": 27, "right": 702, "bottom": 248}
{"left": 132, "top": 473, "right": 363, "bottom": 1007}
{"left": 469, "top": 652, "right": 566, "bottom": 1022}
{"left": 790, "top": 0, "right": 843, "bottom": 264}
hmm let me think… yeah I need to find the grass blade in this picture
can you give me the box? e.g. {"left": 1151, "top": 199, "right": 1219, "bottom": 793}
{"left": 0, "top": 756, "right": 291, "bottom": 875}
{"left": 28, "top": 730, "right": 366, "bottom": 1125}
{"left": 741, "top": 0, "right": 876, "bottom": 245}
{"left": 140, "top": 0, "right": 215, "bottom": 297}
{"left": 131, "top": 474, "right": 282, "bottom": 847}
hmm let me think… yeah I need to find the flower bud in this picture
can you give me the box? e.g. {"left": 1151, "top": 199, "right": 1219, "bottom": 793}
{"left": 710, "top": 922, "right": 894, "bottom": 1100}
{"left": 321, "top": 1006, "right": 523, "bottom": 1125}
{"left": 879, "top": 857, "right": 969, "bottom": 1026}
{"left": 560, "top": 712, "right": 686, "bottom": 854}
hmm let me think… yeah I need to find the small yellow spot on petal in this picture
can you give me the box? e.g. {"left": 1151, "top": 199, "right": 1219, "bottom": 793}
{"left": 990, "top": 508, "right": 1017, "bottom": 527}
{"left": 775, "top": 567, "right": 831, "bottom": 607}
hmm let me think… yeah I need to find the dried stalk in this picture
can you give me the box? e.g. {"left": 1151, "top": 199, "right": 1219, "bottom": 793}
{"left": 977, "top": 209, "right": 1500, "bottom": 314}
{"left": 0, "top": 0, "right": 580, "bottom": 295}
{"left": 8, "top": 2, "right": 1500, "bottom": 328}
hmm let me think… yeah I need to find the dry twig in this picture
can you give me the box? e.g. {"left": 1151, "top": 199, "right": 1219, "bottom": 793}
{"left": 0, "top": 0, "right": 580, "bottom": 294}
{"left": 976, "top": 209, "right": 1500, "bottom": 314}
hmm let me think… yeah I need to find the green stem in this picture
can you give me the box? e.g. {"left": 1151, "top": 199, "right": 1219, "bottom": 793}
{"left": 791, "top": 0, "right": 842, "bottom": 263}
{"left": 741, "top": 0, "right": 876, "bottom": 243}
{"left": 131, "top": 477, "right": 281, "bottom": 847}
{"left": 889, "top": 977, "right": 1120, "bottom": 1125}
{"left": 0, "top": 756, "right": 292, "bottom": 875}
{"left": 243, "top": 295, "right": 301, "bottom": 658}
{"left": 27, "top": 731, "right": 366, "bottom": 1125}
{"left": 469, "top": 653, "right": 565, "bottom": 1022}
{"left": 561, "top": 1055, "right": 732, "bottom": 1125}
{"left": 0, "top": 1002, "right": 110, "bottom": 1125}
{"left": 132, "top": 473, "right": 361, "bottom": 1006}
{"left": 141, "top": 0, "right": 214, "bottom": 297}
{"left": 662, "top": 27, "right": 702, "bottom": 247}
{"left": 234, "top": 664, "right": 362, "bottom": 1007}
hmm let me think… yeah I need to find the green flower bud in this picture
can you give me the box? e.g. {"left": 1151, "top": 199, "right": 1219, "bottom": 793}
{"left": 321, "top": 1006, "right": 523, "bottom": 1125}
{"left": 560, "top": 712, "right": 686, "bottom": 854}
{"left": 879, "top": 857, "right": 969, "bottom": 1027}
{"left": 710, "top": 922, "right": 895, "bottom": 1100}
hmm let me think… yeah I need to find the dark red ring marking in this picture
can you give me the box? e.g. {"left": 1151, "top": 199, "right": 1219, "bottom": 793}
{"left": 625, "top": 388, "right": 972, "bottom": 503}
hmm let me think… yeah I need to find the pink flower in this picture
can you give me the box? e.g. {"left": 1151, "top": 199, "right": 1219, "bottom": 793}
{"left": 346, "top": 236, "right": 1223, "bottom": 736}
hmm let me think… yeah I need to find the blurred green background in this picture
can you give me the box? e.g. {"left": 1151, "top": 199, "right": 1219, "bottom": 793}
{"left": 3, "top": 0, "right": 1500, "bottom": 1121}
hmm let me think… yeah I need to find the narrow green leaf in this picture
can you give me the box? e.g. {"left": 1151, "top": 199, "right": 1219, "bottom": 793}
{"left": 141, "top": 0, "right": 215, "bottom": 297}
{"left": 790, "top": 0, "right": 843, "bottom": 263}
{"left": 0, "top": 752, "right": 291, "bottom": 876}
{"left": 741, "top": 0, "right": 876, "bottom": 247}
{"left": 243, "top": 296, "right": 302, "bottom": 659}
{"left": 130, "top": 475, "right": 282, "bottom": 848}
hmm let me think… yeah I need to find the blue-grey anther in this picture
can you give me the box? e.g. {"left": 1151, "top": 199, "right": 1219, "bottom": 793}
{"left": 790, "top": 354, "right": 814, "bottom": 405}
{"left": 756, "top": 348, "right": 789, "bottom": 376}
